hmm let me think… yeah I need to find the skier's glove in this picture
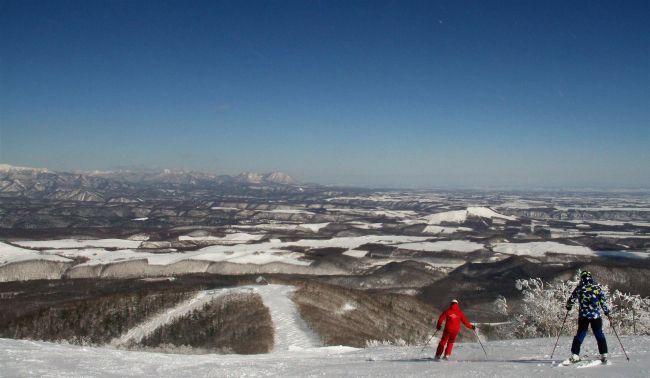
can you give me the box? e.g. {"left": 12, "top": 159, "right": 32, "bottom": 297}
{"left": 436, "top": 326, "right": 441, "bottom": 331}
{"left": 604, "top": 310, "right": 610, "bottom": 316}
{"left": 565, "top": 304, "right": 572, "bottom": 311}
{"left": 471, "top": 325, "right": 476, "bottom": 330}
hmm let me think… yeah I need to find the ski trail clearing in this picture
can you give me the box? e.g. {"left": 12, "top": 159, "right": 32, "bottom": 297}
{"left": 254, "top": 284, "right": 320, "bottom": 351}
{"left": 110, "top": 287, "right": 251, "bottom": 347}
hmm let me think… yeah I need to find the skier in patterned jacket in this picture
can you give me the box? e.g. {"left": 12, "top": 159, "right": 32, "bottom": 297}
{"left": 565, "top": 271, "right": 610, "bottom": 363}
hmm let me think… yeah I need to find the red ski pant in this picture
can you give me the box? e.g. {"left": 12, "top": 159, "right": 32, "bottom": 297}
{"left": 436, "top": 330, "right": 458, "bottom": 357}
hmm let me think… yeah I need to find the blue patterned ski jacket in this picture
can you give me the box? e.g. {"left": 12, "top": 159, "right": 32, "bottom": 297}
{"left": 567, "top": 275, "right": 610, "bottom": 319}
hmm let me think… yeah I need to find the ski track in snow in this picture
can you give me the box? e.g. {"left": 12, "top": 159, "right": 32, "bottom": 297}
{"left": 110, "top": 284, "right": 319, "bottom": 352}
{"left": 254, "top": 284, "right": 321, "bottom": 351}
{"left": 111, "top": 287, "right": 252, "bottom": 347}
{"left": 2, "top": 336, "right": 650, "bottom": 377}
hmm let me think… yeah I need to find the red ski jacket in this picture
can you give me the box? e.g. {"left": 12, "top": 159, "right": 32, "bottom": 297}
{"left": 436, "top": 303, "right": 473, "bottom": 334}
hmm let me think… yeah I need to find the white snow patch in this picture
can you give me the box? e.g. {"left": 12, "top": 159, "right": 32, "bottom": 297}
{"left": 234, "top": 223, "right": 329, "bottom": 233}
{"left": 422, "top": 225, "right": 473, "bottom": 234}
{"left": 298, "top": 223, "right": 330, "bottom": 232}
{"left": 210, "top": 206, "right": 240, "bottom": 211}
{"left": 0, "top": 242, "right": 71, "bottom": 266}
{"left": 14, "top": 239, "right": 142, "bottom": 249}
{"left": 492, "top": 242, "right": 594, "bottom": 257}
{"left": 585, "top": 231, "right": 650, "bottom": 239}
{"left": 423, "top": 207, "right": 516, "bottom": 225}
{"left": 288, "top": 235, "right": 429, "bottom": 250}
{"left": 336, "top": 302, "right": 357, "bottom": 315}
{"left": 257, "top": 209, "right": 313, "bottom": 214}
{"left": 397, "top": 240, "right": 484, "bottom": 253}
{"left": 347, "top": 222, "right": 384, "bottom": 230}
{"left": 178, "top": 232, "right": 264, "bottom": 243}
{"left": 128, "top": 234, "right": 150, "bottom": 241}
{"left": 43, "top": 248, "right": 154, "bottom": 267}
{"left": 147, "top": 241, "right": 311, "bottom": 266}
{"left": 343, "top": 249, "right": 369, "bottom": 258}
{"left": 326, "top": 208, "right": 417, "bottom": 218}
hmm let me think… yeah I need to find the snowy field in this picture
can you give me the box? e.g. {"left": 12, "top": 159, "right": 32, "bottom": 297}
{"left": 2, "top": 336, "right": 649, "bottom": 377}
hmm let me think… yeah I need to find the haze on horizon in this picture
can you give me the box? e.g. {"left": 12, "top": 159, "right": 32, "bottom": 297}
{"left": 1, "top": 1, "right": 648, "bottom": 189}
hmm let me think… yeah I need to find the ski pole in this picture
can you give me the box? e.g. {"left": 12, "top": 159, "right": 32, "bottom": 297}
{"left": 607, "top": 315, "right": 630, "bottom": 362}
{"left": 473, "top": 328, "right": 488, "bottom": 359}
{"left": 550, "top": 310, "right": 569, "bottom": 359}
{"left": 420, "top": 329, "right": 439, "bottom": 353}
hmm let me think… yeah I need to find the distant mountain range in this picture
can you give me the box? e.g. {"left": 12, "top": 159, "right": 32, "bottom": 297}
{"left": 0, "top": 163, "right": 300, "bottom": 201}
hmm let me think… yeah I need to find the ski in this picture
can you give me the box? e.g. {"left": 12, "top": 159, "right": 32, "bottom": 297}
{"left": 559, "top": 358, "right": 611, "bottom": 368}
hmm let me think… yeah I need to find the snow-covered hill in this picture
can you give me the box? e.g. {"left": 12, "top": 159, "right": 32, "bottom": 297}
{"left": 1, "top": 336, "right": 648, "bottom": 377}
{"left": 423, "top": 207, "right": 516, "bottom": 225}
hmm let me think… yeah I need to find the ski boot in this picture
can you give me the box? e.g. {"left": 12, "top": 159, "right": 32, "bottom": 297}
{"left": 569, "top": 354, "right": 581, "bottom": 364}
{"left": 600, "top": 354, "right": 607, "bottom": 364}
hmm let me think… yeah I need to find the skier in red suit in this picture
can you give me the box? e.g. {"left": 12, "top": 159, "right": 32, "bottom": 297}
{"left": 434, "top": 299, "right": 475, "bottom": 359}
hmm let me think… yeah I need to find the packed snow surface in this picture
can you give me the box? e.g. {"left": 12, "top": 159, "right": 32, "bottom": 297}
{"left": 254, "top": 285, "right": 320, "bottom": 351}
{"left": 2, "top": 336, "right": 649, "bottom": 377}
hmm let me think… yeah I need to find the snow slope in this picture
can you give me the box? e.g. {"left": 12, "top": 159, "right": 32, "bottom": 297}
{"left": 254, "top": 285, "right": 321, "bottom": 351}
{"left": 2, "top": 336, "right": 648, "bottom": 377}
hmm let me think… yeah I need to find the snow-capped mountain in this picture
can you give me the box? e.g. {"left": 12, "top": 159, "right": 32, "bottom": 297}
{"left": 0, "top": 164, "right": 49, "bottom": 173}
{"left": 236, "top": 171, "right": 297, "bottom": 185}
{"left": 0, "top": 164, "right": 301, "bottom": 201}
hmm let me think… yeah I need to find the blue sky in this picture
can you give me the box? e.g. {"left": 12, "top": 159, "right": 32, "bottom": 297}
{"left": 1, "top": 0, "right": 648, "bottom": 188}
